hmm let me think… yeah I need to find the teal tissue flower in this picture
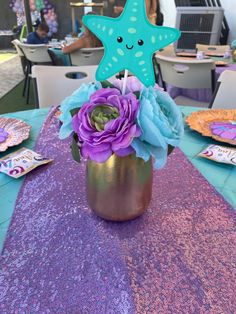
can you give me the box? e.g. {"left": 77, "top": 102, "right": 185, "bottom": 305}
{"left": 131, "top": 88, "right": 184, "bottom": 169}
{"left": 59, "top": 82, "right": 101, "bottom": 139}
{"left": 231, "top": 40, "right": 236, "bottom": 49}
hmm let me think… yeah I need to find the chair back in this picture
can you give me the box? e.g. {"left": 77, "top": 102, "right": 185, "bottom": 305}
{"left": 210, "top": 70, "right": 236, "bottom": 109}
{"left": 196, "top": 44, "right": 230, "bottom": 54}
{"left": 70, "top": 47, "right": 104, "bottom": 66}
{"left": 31, "top": 65, "right": 97, "bottom": 108}
{"left": 17, "top": 43, "right": 51, "bottom": 63}
{"left": 155, "top": 54, "right": 215, "bottom": 90}
{"left": 12, "top": 39, "right": 24, "bottom": 57}
{"left": 19, "top": 24, "right": 28, "bottom": 42}
{"left": 157, "top": 44, "right": 175, "bottom": 57}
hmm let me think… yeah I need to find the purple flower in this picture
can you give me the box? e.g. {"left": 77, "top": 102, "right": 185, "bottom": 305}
{"left": 72, "top": 88, "right": 141, "bottom": 163}
{"left": 0, "top": 128, "right": 9, "bottom": 143}
{"left": 111, "top": 76, "right": 163, "bottom": 94}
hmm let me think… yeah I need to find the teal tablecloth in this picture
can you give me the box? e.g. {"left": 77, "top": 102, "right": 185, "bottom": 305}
{"left": 0, "top": 106, "right": 235, "bottom": 251}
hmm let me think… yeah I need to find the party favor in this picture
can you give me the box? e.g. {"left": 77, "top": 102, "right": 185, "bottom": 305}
{"left": 199, "top": 144, "right": 236, "bottom": 166}
{"left": 0, "top": 147, "right": 53, "bottom": 178}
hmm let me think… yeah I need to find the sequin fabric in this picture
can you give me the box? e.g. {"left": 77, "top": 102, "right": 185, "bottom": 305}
{"left": 1, "top": 108, "right": 236, "bottom": 313}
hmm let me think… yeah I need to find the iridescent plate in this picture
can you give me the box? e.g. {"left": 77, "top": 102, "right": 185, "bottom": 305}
{"left": 205, "top": 52, "right": 224, "bottom": 57}
{"left": 215, "top": 61, "right": 228, "bottom": 67}
{"left": 0, "top": 117, "right": 31, "bottom": 152}
{"left": 186, "top": 109, "right": 236, "bottom": 145}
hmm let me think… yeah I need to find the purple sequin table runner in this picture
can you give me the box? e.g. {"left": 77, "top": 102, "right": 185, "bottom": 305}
{"left": 1, "top": 108, "right": 236, "bottom": 313}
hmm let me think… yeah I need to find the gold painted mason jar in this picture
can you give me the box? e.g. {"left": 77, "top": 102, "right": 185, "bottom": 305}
{"left": 86, "top": 153, "right": 153, "bottom": 221}
{"left": 232, "top": 49, "right": 236, "bottom": 62}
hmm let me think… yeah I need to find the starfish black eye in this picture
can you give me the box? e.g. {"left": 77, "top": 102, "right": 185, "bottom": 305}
{"left": 138, "top": 39, "right": 144, "bottom": 46}
{"left": 117, "top": 36, "right": 123, "bottom": 43}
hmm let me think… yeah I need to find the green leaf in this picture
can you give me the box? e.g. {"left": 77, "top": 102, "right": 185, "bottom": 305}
{"left": 133, "top": 91, "right": 140, "bottom": 99}
{"left": 71, "top": 134, "right": 81, "bottom": 163}
{"left": 101, "top": 80, "right": 115, "bottom": 89}
{"left": 70, "top": 108, "right": 81, "bottom": 117}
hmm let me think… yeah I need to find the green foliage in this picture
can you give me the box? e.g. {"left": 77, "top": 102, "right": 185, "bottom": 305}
{"left": 101, "top": 80, "right": 115, "bottom": 89}
{"left": 71, "top": 134, "right": 81, "bottom": 163}
{"left": 70, "top": 108, "right": 81, "bottom": 118}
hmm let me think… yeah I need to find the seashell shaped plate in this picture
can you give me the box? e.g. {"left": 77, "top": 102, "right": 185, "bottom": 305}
{"left": 0, "top": 117, "right": 31, "bottom": 152}
{"left": 186, "top": 109, "right": 236, "bottom": 145}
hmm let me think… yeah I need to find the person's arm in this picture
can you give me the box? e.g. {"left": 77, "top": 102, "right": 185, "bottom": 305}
{"left": 114, "top": 6, "right": 124, "bottom": 15}
{"left": 62, "top": 37, "right": 86, "bottom": 54}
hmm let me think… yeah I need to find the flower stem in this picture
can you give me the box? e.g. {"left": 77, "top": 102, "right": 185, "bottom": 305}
{"left": 122, "top": 69, "right": 129, "bottom": 95}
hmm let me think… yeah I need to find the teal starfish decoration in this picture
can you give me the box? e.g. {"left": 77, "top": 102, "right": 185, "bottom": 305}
{"left": 83, "top": 0, "right": 180, "bottom": 87}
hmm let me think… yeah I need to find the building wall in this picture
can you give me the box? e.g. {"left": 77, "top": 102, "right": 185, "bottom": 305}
{"left": 50, "top": 0, "right": 108, "bottom": 38}
{"left": 0, "top": 0, "right": 17, "bottom": 49}
{"left": 0, "top": 0, "right": 17, "bottom": 30}
{"left": 160, "top": 0, "right": 236, "bottom": 44}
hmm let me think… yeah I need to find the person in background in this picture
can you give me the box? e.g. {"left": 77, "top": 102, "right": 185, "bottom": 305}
{"left": 112, "top": 0, "right": 163, "bottom": 25}
{"left": 27, "top": 23, "right": 49, "bottom": 45}
{"left": 156, "top": 0, "right": 164, "bottom": 26}
{"left": 62, "top": 12, "right": 102, "bottom": 54}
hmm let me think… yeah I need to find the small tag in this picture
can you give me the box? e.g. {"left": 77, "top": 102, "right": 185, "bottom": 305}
{"left": 0, "top": 148, "right": 53, "bottom": 178}
{"left": 198, "top": 145, "right": 236, "bottom": 166}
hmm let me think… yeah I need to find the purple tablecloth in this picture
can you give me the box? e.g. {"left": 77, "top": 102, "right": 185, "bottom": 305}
{"left": 1, "top": 108, "right": 236, "bottom": 313}
{"left": 168, "top": 63, "right": 236, "bottom": 103}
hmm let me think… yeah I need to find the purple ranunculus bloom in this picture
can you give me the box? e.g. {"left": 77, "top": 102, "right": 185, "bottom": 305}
{"left": 72, "top": 88, "right": 141, "bottom": 163}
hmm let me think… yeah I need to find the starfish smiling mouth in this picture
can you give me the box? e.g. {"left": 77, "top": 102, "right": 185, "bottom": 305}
{"left": 126, "top": 44, "right": 134, "bottom": 50}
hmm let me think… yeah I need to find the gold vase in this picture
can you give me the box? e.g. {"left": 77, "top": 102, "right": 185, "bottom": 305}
{"left": 86, "top": 153, "right": 153, "bottom": 221}
{"left": 233, "top": 49, "right": 236, "bottom": 62}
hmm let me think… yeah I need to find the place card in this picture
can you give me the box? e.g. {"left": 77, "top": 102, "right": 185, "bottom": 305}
{"left": 0, "top": 148, "right": 53, "bottom": 178}
{"left": 199, "top": 144, "right": 236, "bottom": 166}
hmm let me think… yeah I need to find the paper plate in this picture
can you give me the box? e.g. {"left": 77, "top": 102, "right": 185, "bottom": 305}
{"left": 205, "top": 52, "right": 224, "bottom": 57}
{"left": 0, "top": 117, "right": 31, "bottom": 152}
{"left": 215, "top": 61, "right": 228, "bottom": 66}
{"left": 176, "top": 52, "right": 197, "bottom": 58}
{"left": 186, "top": 109, "right": 236, "bottom": 145}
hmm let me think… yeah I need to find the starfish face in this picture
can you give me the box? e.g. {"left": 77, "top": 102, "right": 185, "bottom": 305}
{"left": 83, "top": 0, "right": 180, "bottom": 87}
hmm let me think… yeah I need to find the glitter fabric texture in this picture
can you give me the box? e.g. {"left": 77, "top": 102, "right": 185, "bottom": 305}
{"left": 0, "top": 108, "right": 236, "bottom": 313}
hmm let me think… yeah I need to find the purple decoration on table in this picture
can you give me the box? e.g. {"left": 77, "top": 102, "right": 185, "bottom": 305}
{"left": 1, "top": 108, "right": 236, "bottom": 313}
{"left": 0, "top": 127, "right": 9, "bottom": 143}
{"left": 210, "top": 121, "right": 236, "bottom": 140}
{"left": 72, "top": 88, "right": 141, "bottom": 163}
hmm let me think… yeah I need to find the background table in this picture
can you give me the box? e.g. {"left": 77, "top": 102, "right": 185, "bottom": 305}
{"left": 167, "top": 59, "right": 236, "bottom": 103}
{"left": 1, "top": 106, "right": 235, "bottom": 313}
{"left": 0, "top": 106, "right": 235, "bottom": 252}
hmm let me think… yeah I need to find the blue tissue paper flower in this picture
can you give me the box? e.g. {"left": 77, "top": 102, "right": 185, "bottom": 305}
{"left": 131, "top": 88, "right": 184, "bottom": 169}
{"left": 231, "top": 40, "right": 236, "bottom": 49}
{"left": 59, "top": 82, "right": 101, "bottom": 139}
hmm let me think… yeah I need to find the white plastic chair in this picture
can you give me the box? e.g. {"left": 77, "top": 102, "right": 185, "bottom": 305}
{"left": 17, "top": 43, "right": 52, "bottom": 104}
{"left": 31, "top": 65, "right": 97, "bottom": 108}
{"left": 17, "top": 42, "right": 52, "bottom": 63}
{"left": 70, "top": 47, "right": 104, "bottom": 66}
{"left": 12, "top": 39, "right": 24, "bottom": 57}
{"left": 12, "top": 39, "right": 29, "bottom": 98}
{"left": 210, "top": 70, "right": 236, "bottom": 109}
{"left": 155, "top": 53, "right": 216, "bottom": 107}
